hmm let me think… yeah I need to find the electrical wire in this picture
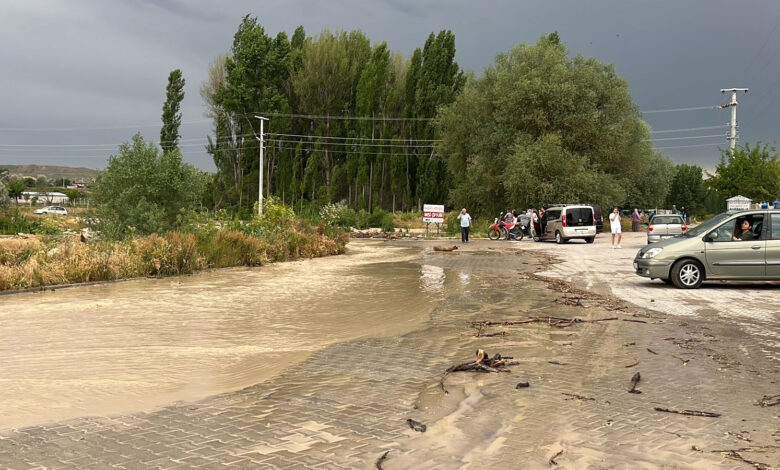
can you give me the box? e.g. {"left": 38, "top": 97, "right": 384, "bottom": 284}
{"left": 265, "top": 139, "right": 436, "bottom": 148}
{"left": 651, "top": 125, "right": 727, "bottom": 134}
{"left": 653, "top": 142, "right": 722, "bottom": 150}
{"left": 641, "top": 106, "right": 719, "bottom": 114}
{"left": 647, "top": 134, "right": 725, "bottom": 142}
{"left": 267, "top": 132, "right": 440, "bottom": 142}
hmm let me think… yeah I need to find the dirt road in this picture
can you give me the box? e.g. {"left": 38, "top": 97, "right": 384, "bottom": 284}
{"left": 1, "top": 239, "right": 777, "bottom": 469}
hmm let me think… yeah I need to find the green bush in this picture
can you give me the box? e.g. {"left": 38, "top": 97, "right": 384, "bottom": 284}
{"left": 0, "top": 209, "right": 35, "bottom": 234}
{"left": 369, "top": 209, "right": 394, "bottom": 232}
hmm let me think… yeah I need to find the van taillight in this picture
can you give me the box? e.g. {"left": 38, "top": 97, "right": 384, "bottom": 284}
{"left": 593, "top": 215, "right": 596, "bottom": 226}
{"left": 648, "top": 226, "right": 654, "bottom": 231}
{"left": 682, "top": 225, "right": 687, "bottom": 231}
{"left": 561, "top": 214, "right": 566, "bottom": 227}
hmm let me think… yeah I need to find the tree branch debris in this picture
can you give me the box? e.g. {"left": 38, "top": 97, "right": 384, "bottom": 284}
{"left": 653, "top": 407, "right": 720, "bottom": 417}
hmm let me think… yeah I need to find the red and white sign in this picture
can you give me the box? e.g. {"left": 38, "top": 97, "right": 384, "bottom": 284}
{"left": 423, "top": 204, "right": 445, "bottom": 223}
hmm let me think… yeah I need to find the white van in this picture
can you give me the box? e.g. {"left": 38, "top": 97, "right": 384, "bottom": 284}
{"left": 539, "top": 205, "right": 597, "bottom": 244}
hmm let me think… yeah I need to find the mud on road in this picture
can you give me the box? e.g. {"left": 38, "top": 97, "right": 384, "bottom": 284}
{"left": 1, "top": 239, "right": 778, "bottom": 469}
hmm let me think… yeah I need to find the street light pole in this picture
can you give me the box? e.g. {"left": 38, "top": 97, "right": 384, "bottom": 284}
{"left": 254, "top": 116, "right": 269, "bottom": 214}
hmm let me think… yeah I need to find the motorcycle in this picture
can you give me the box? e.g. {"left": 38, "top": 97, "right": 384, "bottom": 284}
{"left": 487, "top": 213, "right": 525, "bottom": 241}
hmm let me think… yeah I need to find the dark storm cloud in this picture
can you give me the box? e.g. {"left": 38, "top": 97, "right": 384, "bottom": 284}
{"left": 127, "top": 0, "right": 229, "bottom": 23}
{"left": 1, "top": 0, "right": 779, "bottom": 172}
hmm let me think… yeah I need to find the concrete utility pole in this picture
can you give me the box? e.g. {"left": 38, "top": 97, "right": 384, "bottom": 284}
{"left": 254, "top": 116, "right": 269, "bottom": 214}
{"left": 719, "top": 88, "right": 748, "bottom": 151}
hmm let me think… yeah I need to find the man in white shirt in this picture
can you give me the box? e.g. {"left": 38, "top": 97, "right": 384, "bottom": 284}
{"left": 609, "top": 207, "right": 622, "bottom": 248}
{"left": 457, "top": 208, "right": 472, "bottom": 243}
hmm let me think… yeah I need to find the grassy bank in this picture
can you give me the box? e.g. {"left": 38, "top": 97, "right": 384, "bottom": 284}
{"left": 0, "top": 208, "right": 347, "bottom": 292}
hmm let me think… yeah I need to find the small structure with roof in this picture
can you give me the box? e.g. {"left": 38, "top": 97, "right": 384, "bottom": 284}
{"left": 726, "top": 195, "right": 752, "bottom": 211}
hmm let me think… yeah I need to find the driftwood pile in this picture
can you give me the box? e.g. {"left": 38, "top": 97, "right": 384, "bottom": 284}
{"left": 439, "top": 349, "right": 517, "bottom": 393}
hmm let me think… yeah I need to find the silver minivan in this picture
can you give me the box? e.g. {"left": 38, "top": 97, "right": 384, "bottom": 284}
{"left": 634, "top": 209, "right": 780, "bottom": 288}
{"left": 539, "top": 205, "right": 597, "bottom": 244}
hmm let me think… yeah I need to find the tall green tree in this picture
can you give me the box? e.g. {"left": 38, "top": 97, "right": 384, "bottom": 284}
{"left": 706, "top": 143, "right": 780, "bottom": 202}
{"left": 160, "top": 69, "right": 186, "bottom": 154}
{"left": 666, "top": 164, "right": 705, "bottom": 212}
{"left": 92, "top": 133, "right": 204, "bottom": 237}
{"left": 439, "top": 33, "right": 656, "bottom": 215}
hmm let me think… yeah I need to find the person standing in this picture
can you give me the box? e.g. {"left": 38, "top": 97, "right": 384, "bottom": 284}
{"left": 458, "top": 208, "right": 472, "bottom": 243}
{"left": 631, "top": 208, "right": 640, "bottom": 232}
{"left": 774, "top": 198, "right": 780, "bottom": 209}
{"left": 609, "top": 207, "right": 622, "bottom": 248}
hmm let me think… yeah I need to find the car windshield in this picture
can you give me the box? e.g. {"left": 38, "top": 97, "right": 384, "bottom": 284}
{"left": 683, "top": 213, "right": 731, "bottom": 238}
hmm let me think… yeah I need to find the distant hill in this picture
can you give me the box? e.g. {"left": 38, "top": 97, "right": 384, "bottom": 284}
{"left": 0, "top": 165, "right": 100, "bottom": 182}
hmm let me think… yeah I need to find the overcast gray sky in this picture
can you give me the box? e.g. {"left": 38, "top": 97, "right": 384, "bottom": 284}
{"left": 2, "top": 0, "right": 779, "bottom": 173}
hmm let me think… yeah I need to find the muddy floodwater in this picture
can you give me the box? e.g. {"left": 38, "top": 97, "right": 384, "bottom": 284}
{"left": 0, "top": 241, "right": 445, "bottom": 430}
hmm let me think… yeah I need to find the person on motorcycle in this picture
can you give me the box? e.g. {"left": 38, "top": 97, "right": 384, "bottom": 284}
{"left": 504, "top": 209, "right": 516, "bottom": 240}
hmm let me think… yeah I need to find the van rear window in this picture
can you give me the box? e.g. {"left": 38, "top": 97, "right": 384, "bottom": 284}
{"left": 566, "top": 208, "right": 594, "bottom": 226}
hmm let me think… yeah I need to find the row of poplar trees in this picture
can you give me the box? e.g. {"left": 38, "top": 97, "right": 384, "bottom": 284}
{"left": 202, "top": 15, "right": 464, "bottom": 214}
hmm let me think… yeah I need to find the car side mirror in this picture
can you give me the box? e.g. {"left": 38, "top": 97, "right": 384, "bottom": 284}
{"left": 704, "top": 232, "right": 717, "bottom": 242}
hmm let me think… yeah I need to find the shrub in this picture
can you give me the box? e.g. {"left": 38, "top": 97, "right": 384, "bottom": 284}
{"left": 368, "top": 209, "right": 394, "bottom": 232}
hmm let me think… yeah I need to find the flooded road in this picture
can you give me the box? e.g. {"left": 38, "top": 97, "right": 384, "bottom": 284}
{"left": 0, "top": 241, "right": 441, "bottom": 430}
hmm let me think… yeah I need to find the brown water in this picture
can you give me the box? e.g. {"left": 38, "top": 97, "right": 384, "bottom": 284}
{"left": 0, "top": 241, "right": 436, "bottom": 430}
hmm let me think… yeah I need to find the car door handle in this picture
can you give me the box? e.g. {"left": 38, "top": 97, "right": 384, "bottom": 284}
{"left": 751, "top": 245, "right": 761, "bottom": 250}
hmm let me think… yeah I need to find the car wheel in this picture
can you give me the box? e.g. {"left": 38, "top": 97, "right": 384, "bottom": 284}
{"left": 585, "top": 237, "right": 594, "bottom": 244}
{"left": 671, "top": 259, "right": 704, "bottom": 289}
{"left": 555, "top": 231, "right": 565, "bottom": 244}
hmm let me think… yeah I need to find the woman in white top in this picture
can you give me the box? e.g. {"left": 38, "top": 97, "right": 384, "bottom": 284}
{"left": 609, "top": 207, "right": 622, "bottom": 248}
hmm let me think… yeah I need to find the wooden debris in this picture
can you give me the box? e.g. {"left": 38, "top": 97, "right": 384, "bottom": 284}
{"left": 756, "top": 394, "right": 780, "bottom": 407}
{"left": 515, "top": 382, "right": 530, "bottom": 389}
{"left": 433, "top": 245, "right": 458, "bottom": 252}
{"left": 519, "top": 272, "right": 627, "bottom": 311}
{"left": 548, "top": 361, "right": 567, "bottom": 365}
{"left": 671, "top": 355, "right": 691, "bottom": 365}
{"left": 376, "top": 450, "right": 390, "bottom": 469}
{"left": 628, "top": 372, "right": 642, "bottom": 394}
{"left": 722, "top": 451, "right": 770, "bottom": 470}
{"left": 646, "top": 348, "right": 658, "bottom": 355}
{"left": 654, "top": 407, "right": 720, "bottom": 417}
{"left": 474, "top": 324, "right": 509, "bottom": 337}
{"left": 548, "top": 449, "right": 564, "bottom": 466}
{"left": 562, "top": 393, "right": 594, "bottom": 401}
{"left": 624, "top": 360, "right": 639, "bottom": 368}
{"left": 406, "top": 418, "right": 426, "bottom": 432}
{"left": 439, "top": 349, "right": 516, "bottom": 393}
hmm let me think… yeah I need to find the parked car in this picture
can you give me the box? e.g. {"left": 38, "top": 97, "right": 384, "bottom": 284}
{"left": 539, "top": 205, "right": 596, "bottom": 244}
{"left": 587, "top": 204, "right": 604, "bottom": 233}
{"left": 34, "top": 206, "right": 68, "bottom": 215}
{"left": 633, "top": 209, "right": 780, "bottom": 288}
{"left": 647, "top": 214, "right": 686, "bottom": 243}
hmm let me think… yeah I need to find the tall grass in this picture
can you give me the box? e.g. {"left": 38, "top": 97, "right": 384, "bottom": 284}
{"left": 0, "top": 221, "right": 347, "bottom": 292}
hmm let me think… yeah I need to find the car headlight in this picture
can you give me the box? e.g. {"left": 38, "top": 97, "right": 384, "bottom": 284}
{"left": 642, "top": 248, "right": 663, "bottom": 259}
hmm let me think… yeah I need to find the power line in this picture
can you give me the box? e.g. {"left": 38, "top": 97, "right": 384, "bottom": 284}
{"left": 743, "top": 17, "right": 780, "bottom": 74}
{"left": 641, "top": 105, "right": 718, "bottom": 114}
{"left": 647, "top": 134, "right": 725, "bottom": 142}
{"left": 653, "top": 142, "right": 722, "bottom": 150}
{"left": 266, "top": 139, "right": 436, "bottom": 148}
{"left": 268, "top": 132, "right": 440, "bottom": 142}
{"left": 651, "top": 125, "right": 727, "bottom": 134}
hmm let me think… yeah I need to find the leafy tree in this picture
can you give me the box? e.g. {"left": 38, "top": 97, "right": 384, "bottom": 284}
{"left": 7, "top": 179, "right": 26, "bottom": 205}
{"left": 439, "top": 33, "right": 656, "bottom": 216}
{"left": 666, "top": 164, "right": 704, "bottom": 212}
{"left": 92, "top": 133, "right": 204, "bottom": 237}
{"left": 706, "top": 143, "right": 780, "bottom": 202}
{"left": 161, "top": 69, "right": 186, "bottom": 154}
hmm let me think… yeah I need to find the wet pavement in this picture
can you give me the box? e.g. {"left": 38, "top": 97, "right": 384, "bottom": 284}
{"left": 1, "top": 239, "right": 778, "bottom": 469}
